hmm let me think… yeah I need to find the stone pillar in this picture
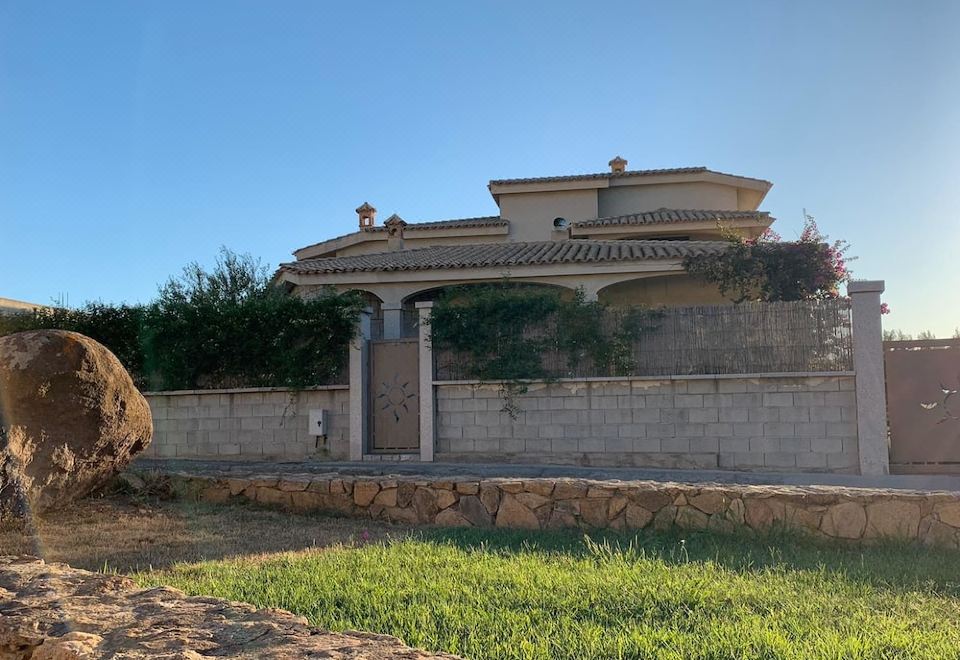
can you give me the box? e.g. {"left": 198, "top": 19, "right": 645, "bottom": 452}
{"left": 348, "top": 307, "right": 372, "bottom": 461}
{"left": 382, "top": 302, "right": 403, "bottom": 339}
{"left": 849, "top": 280, "right": 889, "bottom": 475}
{"left": 416, "top": 301, "right": 435, "bottom": 462}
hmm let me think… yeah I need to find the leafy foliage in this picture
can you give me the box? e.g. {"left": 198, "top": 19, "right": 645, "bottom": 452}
{"left": 0, "top": 302, "right": 147, "bottom": 384}
{"left": 0, "top": 248, "right": 362, "bottom": 390}
{"left": 685, "top": 213, "right": 853, "bottom": 303}
{"left": 429, "top": 282, "right": 662, "bottom": 408}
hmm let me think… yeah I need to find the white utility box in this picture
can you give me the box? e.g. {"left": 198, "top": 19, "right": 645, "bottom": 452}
{"left": 308, "top": 409, "right": 329, "bottom": 437}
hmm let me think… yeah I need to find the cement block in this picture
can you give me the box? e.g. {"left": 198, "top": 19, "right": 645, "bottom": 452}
{"left": 689, "top": 437, "right": 719, "bottom": 452}
{"left": 763, "top": 422, "right": 796, "bottom": 437}
{"left": 719, "top": 437, "right": 750, "bottom": 453}
{"left": 809, "top": 406, "right": 842, "bottom": 422}
{"left": 675, "top": 423, "right": 706, "bottom": 437}
{"left": 764, "top": 452, "right": 797, "bottom": 467}
{"left": 632, "top": 437, "right": 661, "bottom": 452}
{"left": 749, "top": 437, "right": 780, "bottom": 453}
{"left": 674, "top": 394, "right": 704, "bottom": 408}
{"left": 719, "top": 408, "right": 748, "bottom": 423}
{"left": 779, "top": 407, "right": 810, "bottom": 423}
{"left": 794, "top": 422, "right": 827, "bottom": 437}
{"left": 686, "top": 379, "right": 718, "bottom": 394}
{"left": 748, "top": 408, "right": 780, "bottom": 423}
{"left": 704, "top": 422, "right": 734, "bottom": 437}
{"left": 689, "top": 408, "right": 719, "bottom": 423}
{"left": 811, "top": 437, "right": 844, "bottom": 453}
{"left": 660, "top": 437, "right": 690, "bottom": 453}
{"left": 733, "top": 423, "right": 764, "bottom": 437}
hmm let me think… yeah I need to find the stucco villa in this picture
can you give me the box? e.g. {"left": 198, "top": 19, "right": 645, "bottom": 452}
{"left": 276, "top": 157, "right": 774, "bottom": 338}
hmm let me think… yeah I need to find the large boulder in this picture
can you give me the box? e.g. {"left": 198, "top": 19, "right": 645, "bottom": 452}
{"left": 0, "top": 330, "right": 152, "bottom": 520}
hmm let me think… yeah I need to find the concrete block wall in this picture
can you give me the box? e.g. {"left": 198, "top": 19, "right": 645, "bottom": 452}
{"left": 435, "top": 375, "right": 859, "bottom": 472}
{"left": 143, "top": 386, "right": 350, "bottom": 460}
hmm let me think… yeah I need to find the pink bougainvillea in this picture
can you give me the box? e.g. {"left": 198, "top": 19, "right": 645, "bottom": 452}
{"left": 684, "top": 212, "right": 854, "bottom": 303}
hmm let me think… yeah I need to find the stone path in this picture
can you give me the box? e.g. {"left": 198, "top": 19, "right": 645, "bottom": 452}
{"left": 0, "top": 556, "right": 458, "bottom": 659}
{"left": 136, "top": 458, "right": 960, "bottom": 493}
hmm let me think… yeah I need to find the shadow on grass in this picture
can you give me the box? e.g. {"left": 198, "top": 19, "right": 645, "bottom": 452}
{"left": 8, "top": 494, "right": 960, "bottom": 598}
{"left": 0, "top": 496, "right": 414, "bottom": 573}
{"left": 417, "top": 524, "right": 960, "bottom": 597}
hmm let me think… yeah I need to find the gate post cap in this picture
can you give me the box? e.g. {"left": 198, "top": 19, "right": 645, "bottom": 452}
{"left": 847, "top": 280, "right": 885, "bottom": 294}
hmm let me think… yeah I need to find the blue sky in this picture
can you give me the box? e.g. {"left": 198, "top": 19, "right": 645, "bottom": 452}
{"left": 1, "top": 1, "right": 958, "bottom": 335}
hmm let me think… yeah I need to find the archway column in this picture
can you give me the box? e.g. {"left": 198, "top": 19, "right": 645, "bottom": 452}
{"left": 382, "top": 301, "right": 404, "bottom": 339}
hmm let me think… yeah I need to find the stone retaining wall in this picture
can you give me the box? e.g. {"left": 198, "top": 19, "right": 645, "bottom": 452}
{"left": 436, "top": 375, "right": 860, "bottom": 472}
{"left": 143, "top": 386, "right": 350, "bottom": 461}
{"left": 157, "top": 470, "right": 960, "bottom": 548}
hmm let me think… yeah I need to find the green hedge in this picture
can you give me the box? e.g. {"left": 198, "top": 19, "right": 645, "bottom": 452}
{"left": 0, "top": 250, "right": 363, "bottom": 391}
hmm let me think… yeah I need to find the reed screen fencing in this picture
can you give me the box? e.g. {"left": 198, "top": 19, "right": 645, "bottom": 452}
{"left": 434, "top": 299, "right": 854, "bottom": 380}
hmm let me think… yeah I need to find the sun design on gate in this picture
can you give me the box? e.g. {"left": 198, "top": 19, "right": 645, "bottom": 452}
{"left": 377, "top": 373, "right": 416, "bottom": 423}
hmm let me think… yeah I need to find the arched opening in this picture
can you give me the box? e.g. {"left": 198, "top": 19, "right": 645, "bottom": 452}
{"left": 597, "top": 274, "right": 729, "bottom": 307}
{"left": 403, "top": 281, "right": 577, "bottom": 307}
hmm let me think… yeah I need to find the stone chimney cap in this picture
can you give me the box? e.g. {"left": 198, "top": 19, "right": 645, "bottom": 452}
{"left": 608, "top": 156, "right": 628, "bottom": 173}
{"left": 384, "top": 214, "right": 407, "bottom": 227}
{"left": 355, "top": 202, "right": 377, "bottom": 214}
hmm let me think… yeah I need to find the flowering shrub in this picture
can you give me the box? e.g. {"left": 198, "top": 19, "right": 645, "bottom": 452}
{"left": 684, "top": 213, "right": 853, "bottom": 302}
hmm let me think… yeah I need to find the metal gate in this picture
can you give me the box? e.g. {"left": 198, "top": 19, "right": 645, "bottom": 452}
{"left": 369, "top": 338, "right": 420, "bottom": 452}
{"left": 885, "top": 339, "right": 960, "bottom": 473}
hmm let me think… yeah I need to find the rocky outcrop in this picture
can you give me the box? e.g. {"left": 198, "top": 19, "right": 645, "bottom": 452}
{"left": 144, "top": 470, "right": 960, "bottom": 548}
{"left": 0, "top": 556, "right": 457, "bottom": 659}
{"left": 0, "top": 331, "right": 152, "bottom": 520}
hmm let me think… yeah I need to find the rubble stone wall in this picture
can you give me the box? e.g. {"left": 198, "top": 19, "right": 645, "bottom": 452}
{"left": 159, "top": 470, "right": 960, "bottom": 548}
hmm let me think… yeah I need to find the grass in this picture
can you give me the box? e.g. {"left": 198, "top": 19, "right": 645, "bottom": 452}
{"left": 132, "top": 519, "right": 960, "bottom": 659}
{"left": 5, "top": 497, "right": 960, "bottom": 659}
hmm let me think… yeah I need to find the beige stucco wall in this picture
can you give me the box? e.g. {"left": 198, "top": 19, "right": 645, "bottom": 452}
{"left": 599, "top": 274, "right": 730, "bottom": 306}
{"left": 0, "top": 297, "right": 46, "bottom": 316}
{"left": 598, "top": 182, "right": 741, "bottom": 217}
{"left": 498, "top": 189, "right": 598, "bottom": 241}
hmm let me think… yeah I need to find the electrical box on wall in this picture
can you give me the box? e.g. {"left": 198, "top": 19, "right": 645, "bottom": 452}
{"left": 308, "top": 409, "right": 328, "bottom": 437}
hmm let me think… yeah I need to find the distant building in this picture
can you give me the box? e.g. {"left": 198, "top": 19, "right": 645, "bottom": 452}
{"left": 0, "top": 296, "right": 47, "bottom": 316}
{"left": 276, "top": 157, "right": 774, "bottom": 338}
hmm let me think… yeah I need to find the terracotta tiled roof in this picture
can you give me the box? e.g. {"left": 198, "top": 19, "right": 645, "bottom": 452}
{"left": 280, "top": 239, "right": 727, "bottom": 275}
{"left": 573, "top": 209, "right": 772, "bottom": 228}
{"left": 488, "top": 167, "right": 772, "bottom": 187}
{"left": 293, "top": 216, "right": 507, "bottom": 256}
{"left": 400, "top": 216, "right": 506, "bottom": 231}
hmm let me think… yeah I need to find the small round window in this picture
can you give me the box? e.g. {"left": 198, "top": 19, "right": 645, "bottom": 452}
{"left": 553, "top": 217, "right": 568, "bottom": 229}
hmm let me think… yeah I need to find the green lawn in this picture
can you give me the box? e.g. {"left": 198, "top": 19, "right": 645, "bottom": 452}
{"left": 134, "top": 524, "right": 960, "bottom": 660}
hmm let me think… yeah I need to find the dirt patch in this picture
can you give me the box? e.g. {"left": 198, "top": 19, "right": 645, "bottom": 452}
{"left": 0, "top": 495, "right": 411, "bottom": 572}
{"left": 0, "top": 555, "right": 457, "bottom": 659}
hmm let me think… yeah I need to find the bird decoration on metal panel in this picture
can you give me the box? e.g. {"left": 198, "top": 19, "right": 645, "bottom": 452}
{"left": 920, "top": 376, "right": 960, "bottom": 425}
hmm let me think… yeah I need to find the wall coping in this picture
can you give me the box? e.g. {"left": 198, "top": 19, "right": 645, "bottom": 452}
{"left": 143, "top": 384, "right": 349, "bottom": 396}
{"left": 434, "top": 371, "right": 855, "bottom": 386}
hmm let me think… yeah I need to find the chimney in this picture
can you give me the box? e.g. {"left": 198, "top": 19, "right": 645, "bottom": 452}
{"left": 384, "top": 214, "right": 407, "bottom": 251}
{"left": 608, "top": 155, "right": 628, "bottom": 174}
{"left": 356, "top": 202, "right": 377, "bottom": 230}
